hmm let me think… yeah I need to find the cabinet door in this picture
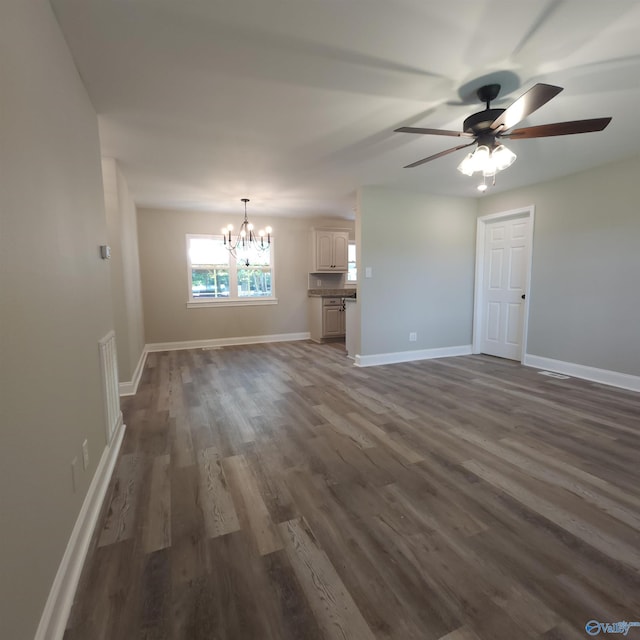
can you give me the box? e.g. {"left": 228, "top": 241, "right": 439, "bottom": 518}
{"left": 315, "top": 231, "right": 335, "bottom": 271}
{"left": 339, "top": 306, "right": 346, "bottom": 335}
{"left": 323, "top": 306, "right": 344, "bottom": 337}
{"left": 332, "top": 233, "right": 349, "bottom": 271}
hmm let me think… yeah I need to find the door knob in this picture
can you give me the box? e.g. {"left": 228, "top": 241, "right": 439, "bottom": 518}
{"left": 521, "top": 294, "right": 526, "bottom": 299}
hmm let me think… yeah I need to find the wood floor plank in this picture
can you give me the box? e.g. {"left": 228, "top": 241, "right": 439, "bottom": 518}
{"left": 316, "top": 424, "right": 396, "bottom": 487}
{"left": 64, "top": 540, "right": 140, "bottom": 640}
{"left": 170, "top": 463, "right": 210, "bottom": 586}
{"left": 464, "top": 501, "right": 640, "bottom": 623}
{"left": 314, "top": 403, "right": 376, "bottom": 449}
{"left": 541, "top": 620, "right": 592, "bottom": 640}
{"left": 438, "top": 627, "right": 483, "bottom": 640}
{"left": 98, "top": 453, "right": 145, "bottom": 547}
{"left": 243, "top": 442, "right": 297, "bottom": 524}
{"left": 139, "top": 548, "right": 171, "bottom": 639}
{"left": 355, "top": 383, "right": 418, "bottom": 420}
{"left": 143, "top": 454, "right": 171, "bottom": 553}
{"left": 293, "top": 427, "right": 365, "bottom": 485}
{"left": 170, "top": 414, "right": 195, "bottom": 468}
{"left": 223, "top": 454, "right": 283, "bottom": 555}
{"left": 197, "top": 447, "right": 240, "bottom": 538}
{"left": 262, "top": 550, "right": 326, "bottom": 640}
{"left": 463, "top": 459, "right": 640, "bottom": 572}
{"left": 171, "top": 530, "right": 292, "bottom": 640}
{"left": 278, "top": 517, "right": 376, "bottom": 640}
{"left": 452, "top": 426, "right": 640, "bottom": 531}
{"left": 382, "top": 481, "right": 488, "bottom": 538}
{"left": 347, "top": 411, "right": 424, "bottom": 464}
{"left": 219, "top": 392, "right": 257, "bottom": 442}
{"left": 501, "top": 435, "right": 640, "bottom": 510}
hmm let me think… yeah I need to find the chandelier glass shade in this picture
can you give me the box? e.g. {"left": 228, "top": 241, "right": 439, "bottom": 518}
{"left": 222, "top": 198, "right": 272, "bottom": 264}
{"left": 457, "top": 143, "right": 517, "bottom": 178}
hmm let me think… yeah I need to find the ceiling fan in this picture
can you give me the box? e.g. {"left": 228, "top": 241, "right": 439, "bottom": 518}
{"left": 395, "top": 83, "right": 612, "bottom": 181}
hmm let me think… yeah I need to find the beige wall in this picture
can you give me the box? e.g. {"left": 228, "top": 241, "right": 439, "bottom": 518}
{"left": 357, "top": 186, "right": 477, "bottom": 357}
{"left": 103, "top": 158, "right": 146, "bottom": 381}
{"left": 0, "top": 1, "right": 115, "bottom": 638}
{"left": 137, "top": 207, "right": 354, "bottom": 343}
{"left": 478, "top": 154, "right": 640, "bottom": 377}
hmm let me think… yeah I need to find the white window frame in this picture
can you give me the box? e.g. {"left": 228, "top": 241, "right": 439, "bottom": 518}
{"left": 186, "top": 233, "right": 277, "bottom": 308}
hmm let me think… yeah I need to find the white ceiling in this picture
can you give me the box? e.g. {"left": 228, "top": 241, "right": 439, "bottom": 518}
{"left": 50, "top": 0, "right": 640, "bottom": 218}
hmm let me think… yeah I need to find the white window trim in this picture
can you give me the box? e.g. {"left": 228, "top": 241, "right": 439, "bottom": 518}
{"left": 186, "top": 233, "right": 277, "bottom": 307}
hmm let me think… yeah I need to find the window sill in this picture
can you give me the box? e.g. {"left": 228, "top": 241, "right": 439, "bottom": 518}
{"left": 187, "top": 297, "right": 278, "bottom": 309}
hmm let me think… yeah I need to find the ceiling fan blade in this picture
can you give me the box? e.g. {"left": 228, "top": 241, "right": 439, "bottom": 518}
{"left": 502, "top": 117, "right": 612, "bottom": 139}
{"left": 404, "top": 141, "right": 475, "bottom": 168}
{"left": 490, "top": 83, "right": 563, "bottom": 132}
{"left": 395, "top": 126, "right": 473, "bottom": 138}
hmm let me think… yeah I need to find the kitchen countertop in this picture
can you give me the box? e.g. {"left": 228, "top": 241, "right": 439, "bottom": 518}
{"left": 307, "top": 288, "right": 356, "bottom": 298}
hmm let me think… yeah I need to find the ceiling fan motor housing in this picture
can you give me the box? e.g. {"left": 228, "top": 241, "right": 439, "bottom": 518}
{"left": 463, "top": 108, "right": 505, "bottom": 135}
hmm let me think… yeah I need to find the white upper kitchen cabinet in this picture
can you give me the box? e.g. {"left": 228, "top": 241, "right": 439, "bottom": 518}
{"left": 311, "top": 229, "right": 349, "bottom": 272}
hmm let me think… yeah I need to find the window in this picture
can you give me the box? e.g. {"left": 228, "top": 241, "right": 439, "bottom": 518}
{"left": 187, "top": 234, "right": 275, "bottom": 306}
{"left": 347, "top": 242, "right": 357, "bottom": 282}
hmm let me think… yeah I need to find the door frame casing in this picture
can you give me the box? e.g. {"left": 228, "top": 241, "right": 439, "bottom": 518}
{"left": 472, "top": 205, "right": 535, "bottom": 362}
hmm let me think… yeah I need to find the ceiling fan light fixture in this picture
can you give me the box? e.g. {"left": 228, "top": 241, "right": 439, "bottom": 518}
{"left": 457, "top": 142, "right": 516, "bottom": 180}
{"left": 457, "top": 152, "right": 476, "bottom": 176}
{"left": 473, "top": 145, "right": 490, "bottom": 169}
{"left": 492, "top": 144, "right": 517, "bottom": 171}
{"left": 482, "top": 154, "right": 498, "bottom": 177}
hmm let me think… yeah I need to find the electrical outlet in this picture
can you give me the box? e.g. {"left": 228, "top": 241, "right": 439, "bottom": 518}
{"left": 71, "top": 457, "right": 78, "bottom": 493}
{"left": 409, "top": 332, "right": 417, "bottom": 342}
{"left": 316, "top": 279, "right": 322, "bottom": 286}
{"left": 365, "top": 267, "right": 372, "bottom": 278}
{"left": 82, "top": 439, "right": 89, "bottom": 470}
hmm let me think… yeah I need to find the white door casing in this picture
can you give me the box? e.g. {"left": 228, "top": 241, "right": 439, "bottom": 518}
{"left": 473, "top": 207, "right": 534, "bottom": 362}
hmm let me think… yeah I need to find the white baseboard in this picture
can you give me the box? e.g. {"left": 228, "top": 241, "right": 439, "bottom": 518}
{"left": 355, "top": 344, "right": 472, "bottom": 367}
{"left": 145, "top": 331, "right": 310, "bottom": 353}
{"left": 524, "top": 354, "right": 640, "bottom": 393}
{"left": 35, "top": 419, "right": 126, "bottom": 640}
{"left": 118, "top": 348, "right": 148, "bottom": 396}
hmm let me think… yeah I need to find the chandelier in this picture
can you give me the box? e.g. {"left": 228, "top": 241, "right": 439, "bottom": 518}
{"left": 457, "top": 142, "right": 517, "bottom": 191}
{"left": 222, "top": 198, "right": 272, "bottom": 265}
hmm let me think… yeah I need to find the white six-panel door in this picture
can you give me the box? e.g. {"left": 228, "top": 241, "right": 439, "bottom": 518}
{"left": 479, "top": 216, "right": 530, "bottom": 360}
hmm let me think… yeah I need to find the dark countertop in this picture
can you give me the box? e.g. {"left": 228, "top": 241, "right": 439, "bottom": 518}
{"left": 308, "top": 288, "right": 357, "bottom": 298}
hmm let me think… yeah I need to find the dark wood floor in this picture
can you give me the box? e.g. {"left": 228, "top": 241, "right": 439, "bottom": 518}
{"left": 65, "top": 341, "right": 640, "bottom": 640}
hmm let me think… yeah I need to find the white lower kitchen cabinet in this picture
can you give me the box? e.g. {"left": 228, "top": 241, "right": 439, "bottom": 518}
{"left": 309, "top": 296, "right": 346, "bottom": 342}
